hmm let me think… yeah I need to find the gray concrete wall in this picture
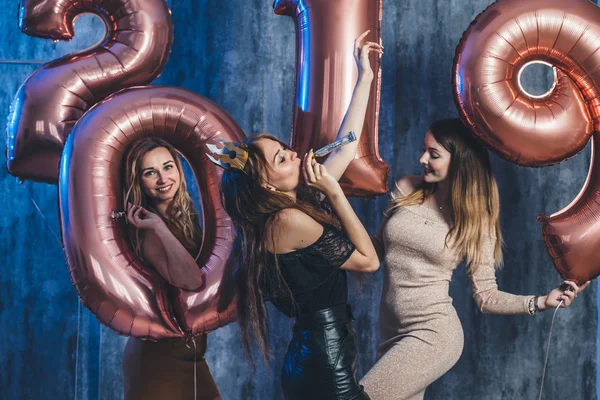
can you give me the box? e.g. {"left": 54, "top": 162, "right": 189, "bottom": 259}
{"left": 0, "top": 0, "right": 596, "bottom": 399}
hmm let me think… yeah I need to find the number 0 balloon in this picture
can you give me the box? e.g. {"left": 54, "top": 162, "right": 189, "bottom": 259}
{"left": 60, "top": 87, "right": 240, "bottom": 339}
{"left": 454, "top": 0, "right": 600, "bottom": 284}
{"left": 8, "top": 0, "right": 240, "bottom": 339}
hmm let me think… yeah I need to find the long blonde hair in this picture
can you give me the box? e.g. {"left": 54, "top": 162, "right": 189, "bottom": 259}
{"left": 122, "top": 137, "right": 201, "bottom": 257}
{"left": 388, "top": 119, "right": 503, "bottom": 270}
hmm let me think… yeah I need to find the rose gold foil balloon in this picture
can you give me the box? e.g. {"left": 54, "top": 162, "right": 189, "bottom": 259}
{"left": 274, "top": 0, "right": 390, "bottom": 196}
{"left": 7, "top": 0, "right": 173, "bottom": 183}
{"left": 453, "top": 0, "right": 600, "bottom": 284}
{"left": 59, "top": 87, "right": 240, "bottom": 339}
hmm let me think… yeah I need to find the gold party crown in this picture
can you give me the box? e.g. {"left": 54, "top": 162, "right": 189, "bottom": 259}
{"left": 206, "top": 139, "right": 249, "bottom": 171}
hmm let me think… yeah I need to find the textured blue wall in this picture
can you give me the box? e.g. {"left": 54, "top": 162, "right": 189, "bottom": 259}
{"left": 0, "top": 0, "right": 597, "bottom": 399}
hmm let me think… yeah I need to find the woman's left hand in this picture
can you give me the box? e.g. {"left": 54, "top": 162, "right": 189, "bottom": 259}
{"left": 354, "top": 30, "right": 383, "bottom": 82}
{"left": 303, "top": 149, "right": 342, "bottom": 197}
{"left": 540, "top": 280, "right": 591, "bottom": 309}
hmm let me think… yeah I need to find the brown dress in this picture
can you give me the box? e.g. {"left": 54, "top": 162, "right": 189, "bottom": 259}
{"left": 360, "top": 178, "right": 534, "bottom": 400}
{"left": 122, "top": 217, "right": 219, "bottom": 399}
{"left": 122, "top": 334, "right": 220, "bottom": 400}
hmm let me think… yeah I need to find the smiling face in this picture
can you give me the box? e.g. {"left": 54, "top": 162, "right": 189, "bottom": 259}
{"left": 139, "top": 147, "right": 181, "bottom": 204}
{"left": 254, "top": 138, "right": 301, "bottom": 195}
{"left": 419, "top": 130, "right": 452, "bottom": 183}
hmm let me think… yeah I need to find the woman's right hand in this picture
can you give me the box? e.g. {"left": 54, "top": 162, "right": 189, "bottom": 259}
{"left": 126, "top": 203, "right": 165, "bottom": 231}
{"left": 354, "top": 30, "right": 383, "bottom": 82}
{"left": 539, "top": 280, "right": 591, "bottom": 310}
{"left": 303, "top": 149, "right": 342, "bottom": 197}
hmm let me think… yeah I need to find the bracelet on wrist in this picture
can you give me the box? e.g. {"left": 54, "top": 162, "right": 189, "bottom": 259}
{"left": 528, "top": 296, "right": 536, "bottom": 315}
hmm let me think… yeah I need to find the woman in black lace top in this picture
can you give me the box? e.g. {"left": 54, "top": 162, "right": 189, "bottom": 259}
{"left": 217, "top": 32, "right": 382, "bottom": 400}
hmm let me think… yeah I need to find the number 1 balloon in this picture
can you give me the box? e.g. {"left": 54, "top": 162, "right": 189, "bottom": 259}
{"left": 453, "top": 0, "right": 600, "bottom": 284}
{"left": 274, "top": 0, "right": 390, "bottom": 197}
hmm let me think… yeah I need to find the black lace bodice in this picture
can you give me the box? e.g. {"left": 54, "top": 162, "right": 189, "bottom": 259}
{"left": 265, "top": 224, "right": 355, "bottom": 317}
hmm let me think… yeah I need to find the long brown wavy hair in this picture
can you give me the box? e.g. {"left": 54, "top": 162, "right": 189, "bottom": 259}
{"left": 388, "top": 119, "right": 504, "bottom": 270}
{"left": 122, "top": 137, "right": 201, "bottom": 258}
{"left": 217, "top": 132, "right": 339, "bottom": 367}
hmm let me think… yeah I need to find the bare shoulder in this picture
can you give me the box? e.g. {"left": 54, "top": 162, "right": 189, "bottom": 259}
{"left": 267, "top": 208, "right": 324, "bottom": 253}
{"left": 393, "top": 175, "right": 423, "bottom": 196}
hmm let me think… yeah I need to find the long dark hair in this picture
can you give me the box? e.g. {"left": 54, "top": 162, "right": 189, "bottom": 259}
{"left": 388, "top": 119, "right": 503, "bottom": 270}
{"left": 217, "top": 133, "right": 338, "bottom": 367}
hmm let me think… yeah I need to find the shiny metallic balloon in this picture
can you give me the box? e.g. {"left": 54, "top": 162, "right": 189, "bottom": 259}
{"left": 7, "top": 0, "right": 173, "bottom": 183}
{"left": 274, "top": 0, "right": 390, "bottom": 196}
{"left": 59, "top": 87, "right": 240, "bottom": 339}
{"left": 453, "top": 0, "right": 600, "bottom": 284}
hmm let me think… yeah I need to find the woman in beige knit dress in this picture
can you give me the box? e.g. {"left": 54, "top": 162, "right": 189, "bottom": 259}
{"left": 360, "top": 119, "right": 589, "bottom": 400}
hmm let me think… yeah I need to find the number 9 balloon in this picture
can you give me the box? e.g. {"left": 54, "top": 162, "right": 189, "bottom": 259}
{"left": 453, "top": 0, "right": 600, "bottom": 284}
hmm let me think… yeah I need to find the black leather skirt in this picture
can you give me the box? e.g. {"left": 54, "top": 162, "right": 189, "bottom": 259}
{"left": 281, "top": 304, "right": 370, "bottom": 400}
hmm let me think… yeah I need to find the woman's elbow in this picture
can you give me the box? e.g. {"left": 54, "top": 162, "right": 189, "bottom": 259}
{"left": 473, "top": 296, "right": 489, "bottom": 313}
{"left": 173, "top": 274, "right": 204, "bottom": 291}
{"left": 363, "top": 256, "right": 380, "bottom": 273}
{"left": 182, "top": 282, "right": 204, "bottom": 291}
{"left": 342, "top": 253, "right": 380, "bottom": 273}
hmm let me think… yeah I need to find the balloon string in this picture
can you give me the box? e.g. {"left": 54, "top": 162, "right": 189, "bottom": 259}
{"left": 0, "top": 58, "right": 48, "bottom": 65}
{"left": 19, "top": 182, "right": 63, "bottom": 249}
{"left": 97, "top": 326, "right": 103, "bottom": 398}
{"left": 193, "top": 338, "right": 197, "bottom": 400}
{"left": 538, "top": 300, "right": 563, "bottom": 400}
{"left": 18, "top": 183, "right": 77, "bottom": 396}
{"left": 74, "top": 301, "right": 81, "bottom": 400}
{"left": 186, "top": 337, "right": 198, "bottom": 400}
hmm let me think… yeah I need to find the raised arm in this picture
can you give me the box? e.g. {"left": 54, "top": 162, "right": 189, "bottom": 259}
{"left": 324, "top": 30, "right": 383, "bottom": 181}
{"left": 303, "top": 152, "right": 379, "bottom": 272}
{"left": 127, "top": 203, "right": 204, "bottom": 291}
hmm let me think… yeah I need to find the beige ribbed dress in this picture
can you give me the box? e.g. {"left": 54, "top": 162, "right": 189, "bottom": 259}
{"left": 360, "top": 178, "right": 534, "bottom": 400}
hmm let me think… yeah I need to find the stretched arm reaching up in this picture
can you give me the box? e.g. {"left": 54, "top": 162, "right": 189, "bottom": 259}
{"left": 324, "top": 30, "right": 383, "bottom": 181}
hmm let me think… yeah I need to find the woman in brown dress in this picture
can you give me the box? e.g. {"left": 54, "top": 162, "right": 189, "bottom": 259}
{"left": 121, "top": 137, "right": 220, "bottom": 400}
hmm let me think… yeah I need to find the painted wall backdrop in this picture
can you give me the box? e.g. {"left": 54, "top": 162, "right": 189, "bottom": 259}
{"left": 0, "top": 0, "right": 597, "bottom": 399}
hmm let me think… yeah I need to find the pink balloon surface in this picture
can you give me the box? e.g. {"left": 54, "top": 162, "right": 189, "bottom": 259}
{"left": 454, "top": 0, "right": 600, "bottom": 284}
{"left": 59, "top": 87, "right": 241, "bottom": 339}
{"left": 274, "top": 0, "right": 390, "bottom": 197}
{"left": 7, "top": 0, "right": 173, "bottom": 183}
